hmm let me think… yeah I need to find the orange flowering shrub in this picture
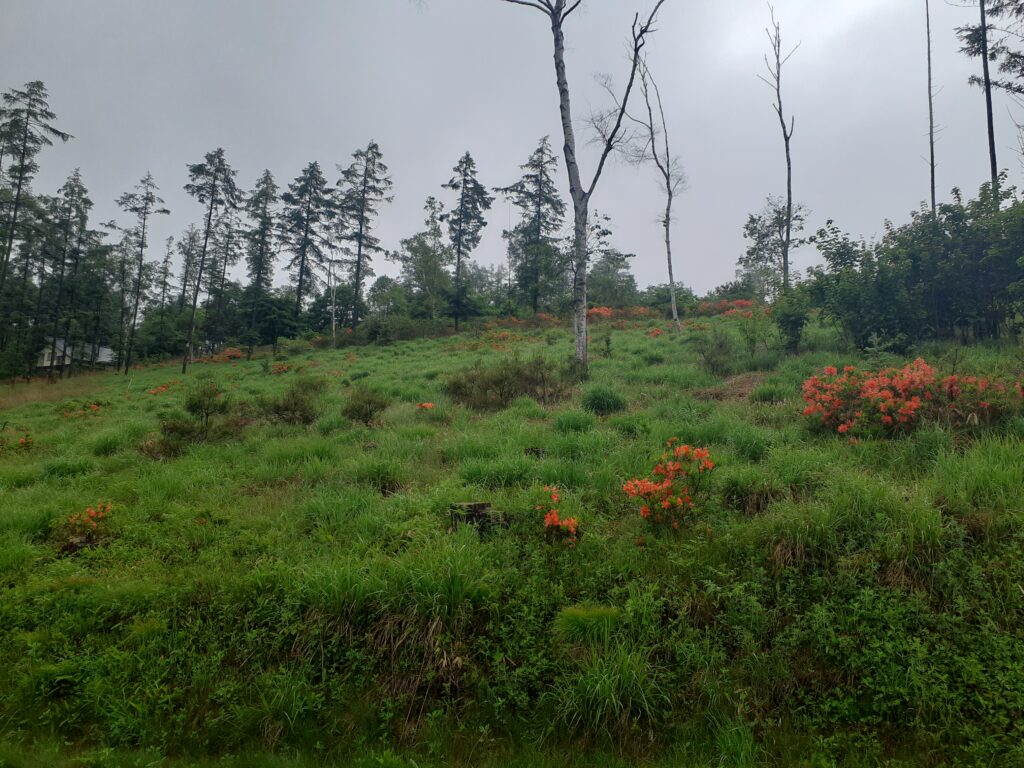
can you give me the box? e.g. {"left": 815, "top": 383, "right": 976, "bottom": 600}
{"left": 623, "top": 439, "right": 715, "bottom": 529}
{"left": 537, "top": 485, "right": 578, "bottom": 547}
{"left": 147, "top": 379, "right": 181, "bottom": 396}
{"left": 587, "top": 306, "right": 614, "bottom": 321}
{"left": 61, "top": 401, "right": 105, "bottom": 418}
{"left": 802, "top": 358, "right": 1024, "bottom": 437}
{"left": 270, "top": 363, "right": 291, "bottom": 375}
{"left": 416, "top": 402, "right": 435, "bottom": 410}
{"left": 68, "top": 502, "right": 111, "bottom": 539}
{"left": 692, "top": 298, "right": 756, "bottom": 317}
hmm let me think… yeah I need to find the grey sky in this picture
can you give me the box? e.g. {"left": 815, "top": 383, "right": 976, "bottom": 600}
{"left": 1, "top": 0, "right": 1018, "bottom": 295}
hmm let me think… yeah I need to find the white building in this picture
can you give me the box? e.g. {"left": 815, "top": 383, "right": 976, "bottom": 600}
{"left": 36, "top": 338, "right": 115, "bottom": 372}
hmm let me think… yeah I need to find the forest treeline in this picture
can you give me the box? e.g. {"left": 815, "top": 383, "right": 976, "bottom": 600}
{"left": 2, "top": 2, "right": 1024, "bottom": 380}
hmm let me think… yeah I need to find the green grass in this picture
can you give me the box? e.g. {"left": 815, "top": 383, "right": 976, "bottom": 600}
{"left": 0, "top": 324, "right": 1023, "bottom": 766}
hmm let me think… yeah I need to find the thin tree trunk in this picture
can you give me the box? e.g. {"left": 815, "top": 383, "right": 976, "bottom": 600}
{"left": 182, "top": 192, "right": 218, "bottom": 374}
{"left": 926, "top": 0, "right": 937, "bottom": 215}
{"left": 123, "top": 210, "right": 148, "bottom": 374}
{"left": 980, "top": 0, "right": 999, "bottom": 190}
{"left": 0, "top": 119, "right": 31, "bottom": 299}
{"left": 47, "top": 215, "right": 72, "bottom": 382}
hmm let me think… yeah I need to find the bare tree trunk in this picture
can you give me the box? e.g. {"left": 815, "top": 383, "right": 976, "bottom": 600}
{"left": 762, "top": 7, "right": 797, "bottom": 291}
{"left": 502, "top": 0, "right": 665, "bottom": 372}
{"left": 926, "top": 0, "right": 937, "bottom": 215}
{"left": 979, "top": 0, "right": 999, "bottom": 191}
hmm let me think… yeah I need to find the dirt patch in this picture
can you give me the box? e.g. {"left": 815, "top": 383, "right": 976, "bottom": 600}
{"left": 693, "top": 372, "right": 768, "bottom": 402}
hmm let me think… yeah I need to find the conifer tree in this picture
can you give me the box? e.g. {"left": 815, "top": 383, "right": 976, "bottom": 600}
{"left": 117, "top": 172, "right": 169, "bottom": 373}
{"left": 0, "top": 81, "right": 71, "bottom": 301}
{"left": 338, "top": 141, "right": 393, "bottom": 329}
{"left": 243, "top": 170, "right": 278, "bottom": 357}
{"left": 443, "top": 152, "right": 493, "bottom": 330}
{"left": 181, "top": 148, "right": 238, "bottom": 373}
{"left": 280, "top": 162, "right": 335, "bottom": 322}
{"left": 497, "top": 137, "right": 566, "bottom": 313}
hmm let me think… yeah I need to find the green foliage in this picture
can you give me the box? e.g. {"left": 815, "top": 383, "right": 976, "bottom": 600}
{"left": 342, "top": 386, "right": 391, "bottom": 426}
{"left": 445, "top": 355, "right": 574, "bottom": 410}
{"left": 693, "top": 327, "right": 736, "bottom": 377}
{"left": 772, "top": 289, "right": 811, "bottom": 352}
{"left": 581, "top": 385, "right": 628, "bottom": 417}
{"left": 260, "top": 377, "right": 327, "bottom": 425}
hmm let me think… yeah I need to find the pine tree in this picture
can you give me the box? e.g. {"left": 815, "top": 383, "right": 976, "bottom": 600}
{"left": 177, "top": 225, "right": 200, "bottom": 311}
{"left": 0, "top": 82, "right": 71, "bottom": 301}
{"left": 497, "top": 137, "right": 566, "bottom": 313}
{"left": 181, "top": 148, "right": 238, "bottom": 373}
{"left": 153, "top": 236, "right": 176, "bottom": 356}
{"left": 442, "top": 152, "right": 493, "bottom": 330}
{"left": 243, "top": 170, "right": 278, "bottom": 357}
{"left": 338, "top": 141, "right": 393, "bottom": 329}
{"left": 280, "top": 162, "right": 335, "bottom": 323}
{"left": 116, "top": 172, "right": 169, "bottom": 373}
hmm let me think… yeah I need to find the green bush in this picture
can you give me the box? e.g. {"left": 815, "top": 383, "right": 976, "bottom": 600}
{"left": 445, "top": 355, "right": 575, "bottom": 410}
{"left": 260, "top": 377, "right": 327, "bottom": 425}
{"left": 771, "top": 289, "right": 810, "bottom": 352}
{"left": 694, "top": 328, "right": 736, "bottom": 377}
{"left": 581, "top": 385, "right": 628, "bottom": 417}
{"left": 342, "top": 386, "right": 391, "bottom": 426}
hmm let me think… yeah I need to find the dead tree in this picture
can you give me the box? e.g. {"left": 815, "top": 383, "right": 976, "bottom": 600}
{"left": 626, "top": 57, "right": 685, "bottom": 331}
{"left": 498, "top": 0, "right": 667, "bottom": 372}
{"left": 759, "top": 5, "right": 799, "bottom": 292}
{"left": 926, "top": 0, "right": 938, "bottom": 214}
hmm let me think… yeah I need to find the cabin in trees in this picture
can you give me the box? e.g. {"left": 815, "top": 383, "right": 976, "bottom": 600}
{"left": 36, "top": 338, "right": 115, "bottom": 373}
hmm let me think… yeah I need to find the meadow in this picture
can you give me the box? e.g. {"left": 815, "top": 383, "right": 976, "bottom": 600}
{"left": 1, "top": 315, "right": 1024, "bottom": 767}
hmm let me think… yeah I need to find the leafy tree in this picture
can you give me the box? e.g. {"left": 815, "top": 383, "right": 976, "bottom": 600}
{"left": 443, "top": 152, "right": 493, "bottom": 330}
{"left": 497, "top": 136, "right": 566, "bottom": 313}
{"left": 390, "top": 196, "right": 453, "bottom": 320}
{"left": 740, "top": 196, "right": 808, "bottom": 299}
{"left": 182, "top": 148, "right": 239, "bottom": 373}
{"left": 338, "top": 141, "right": 393, "bottom": 329}
{"left": 588, "top": 249, "right": 639, "bottom": 308}
{"left": 280, "top": 161, "right": 335, "bottom": 322}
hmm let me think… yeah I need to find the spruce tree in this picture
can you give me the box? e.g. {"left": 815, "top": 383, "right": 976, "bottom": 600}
{"left": 442, "top": 152, "right": 493, "bottom": 330}
{"left": 497, "top": 137, "right": 566, "bottom": 314}
{"left": 338, "top": 142, "right": 393, "bottom": 330}
{"left": 243, "top": 170, "right": 278, "bottom": 357}
{"left": 280, "top": 162, "right": 334, "bottom": 323}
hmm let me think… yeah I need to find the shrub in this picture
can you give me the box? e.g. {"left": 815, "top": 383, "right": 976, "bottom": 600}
{"left": 445, "top": 355, "right": 575, "bottom": 410}
{"left": 623, "top": 439, "right": 716, "bottom": 530}
{"left": 183, "top": 377, "right": 230, "bottom": 432}
{"left": 772, "top": 289, "right": 810, "bottom": 352}
{"left": 260, "top": 377, "right": 327, "bottom": 425}
{"left": 342, "top": 386, "right": 391, "bottom": 426}
{"left": 582, "top": 385, "right": 628, "bottom": 416}
{"left": 694, "top": 328, "right": 735, "bottom": 377}
{"left": 802, "top": 358, "right": 1024, "bottom": 438}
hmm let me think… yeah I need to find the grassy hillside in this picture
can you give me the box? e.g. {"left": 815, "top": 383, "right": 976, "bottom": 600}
{"left": 1, "top": 319, "right": 1023, "bottom": 767}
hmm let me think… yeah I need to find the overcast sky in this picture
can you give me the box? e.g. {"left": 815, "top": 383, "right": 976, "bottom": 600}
{"left": 1, "top": 0, "right": 1019, "bottom": 295}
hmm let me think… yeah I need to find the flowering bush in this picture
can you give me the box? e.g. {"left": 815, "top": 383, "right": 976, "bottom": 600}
{"left": 270, "top": 363, "right": 291, "bottom": 375}
{"left": 416, "top": 402, "right": 435, "bottom": 410}
{"left": 68, "top": 502, "right": 111, "bottom": 539}
{"left": 147, "top": 379, "right": 181, "bottom": 396}
{"left": 692, "top": 298, "right": 756, "bottom": 317}
{"left": 61, "top": 401, "right": 105, "bottom": 418}
{"left": 802, "top": 358, "right": 1024, "bottom": 437}
{"left": 537, "top": 485, "right": 578, "bottom": 547}
{"left": 587, "top": 306, "right": 614, "bottom": 321}
{"left": 16, "top": 433, "right": 33, "bottom": 451}
{"left": 647, "top": 328, "right": 665, "bottom": 338}
{"left": 623, "top": 439, "right": 715, "bottom": 529}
